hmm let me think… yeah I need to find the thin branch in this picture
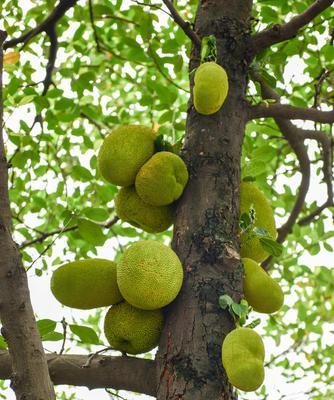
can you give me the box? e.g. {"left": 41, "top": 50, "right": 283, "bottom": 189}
{"left": 42, "top": 25, "right": 58, "bottom": 96}
{"left": 251, "top": 0, "right": 334, "bottom": 54}
{"left": 4, "top": 0, "right": 78, "bottom": 50}
{"left": 20, "top": 216, "right": 119, "bottom": 250}
{"left": 0, "top": 351, "right": 156, "bottom": 396}
{"left": 88, "top": 0, "right": 102, "bottom": 52}
{"left": 161, "top": 0, "right": 201, "bottom": 48}
{"left": 59, "top": 318, "right": 68, "bottom": 355}
{"left": 249, "top": 102, "right": 334, "bottom": 124}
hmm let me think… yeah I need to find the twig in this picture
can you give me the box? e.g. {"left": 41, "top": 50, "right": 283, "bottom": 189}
{"left": 20, "top": 216, "right": 119, "bottom": 250}
{"left": 161, "top": 0, "right": 201, "bottom": 48}
{"left": 82, "top": 347, "right": 113, "bottom": 368}
{"left": 88, "top": 0, "right": 102, "bottom": 52}
{"left": 59, "top": 318, "right": 67, "bottom": 355}
{"left": 42, "top": 25, "right": 58, "bottom": 96}
{"left": 251, "top": 0, "right": 334, "bottom": 54}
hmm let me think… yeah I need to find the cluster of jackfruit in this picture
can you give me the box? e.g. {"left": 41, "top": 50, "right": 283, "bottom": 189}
{"left": 193, "top": 61, "right": 229, "bottom": 115}
{"left": 97, "top": 124, "right": 189, "bottom": 233}
{"left": 51, "top": 240, "right": 183, "bottom": 355}
{"left": 221, "top": 182, "right": 284, "bottom": 392}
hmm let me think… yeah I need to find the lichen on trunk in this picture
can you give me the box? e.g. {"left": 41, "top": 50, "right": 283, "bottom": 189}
{"left": 156, "top": 1, "right": 253, "bottom": 399}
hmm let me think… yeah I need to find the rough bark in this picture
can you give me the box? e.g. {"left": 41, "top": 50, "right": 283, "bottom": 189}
{"left": 0, "top": 351, "right": 156, "bottom": 396}
{"left": 156, "top": 2, "right": 253, "bottom": 399}
{"left": 0, "top": 31, "right": 56, "bottom": 399}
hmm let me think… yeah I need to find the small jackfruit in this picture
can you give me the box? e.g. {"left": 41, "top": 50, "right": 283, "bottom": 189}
{"left": 222, "top": 327, "right": 265, "bottom": 392}
{"left": 117, "top": 240, "right": 183, "bottom": 310}
{"left": 51, "top": 259, "right": 123, "bottom": 309}
{"left": 115, "top": 186, "right": 174, "bottom": 233}
{"left": 240, "top": 181, "right": 277, "bottom": 262}
{"left": 104, "top": 302, "right": 163, "bottom": 354}
{"left": 97, "top": 125, "right": 155, "bottom": 186}
{"left": 243, "top": 258, "right": 284, "bottom": 314}
{"left": 193, "top": 62, "right": 229, "bottom": 115}
{"left": 135, "top": 151, "right": 189, "bottom": 206}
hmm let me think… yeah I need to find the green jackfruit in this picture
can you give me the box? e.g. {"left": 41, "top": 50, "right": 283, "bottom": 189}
{"left": 104, "top": 302, "right": 163, "bottom": 354}
{"left": 115, "top": 186, "right": 174, "bottom": 233}
{"left": 98, "top": 125, "right": 155, "bottom": 186}
{"left": 135, "top": 151, "right": 189, "bottom": 206}
{"left": 222, "top": 327, "right": 265, "bottom": 392}
{"left": 193, "top": 62, "right": 229, "bottom": 115}
{"left": 117, "top": 240, "right": 183, "bottom": 310}
{"left": 240, "top": 181, "right": 277, "bottom": 262}
{"left": 51, "top": 259, "right": 123, "bottom": 309}
{"left": 243, "top": 258, "right": 284, "bottom": 314}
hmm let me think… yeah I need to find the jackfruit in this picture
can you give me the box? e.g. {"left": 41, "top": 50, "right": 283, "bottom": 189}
{"left": 104, "top": 302, "right": 163, "bottom": 354}
{"left": 117, "top": 240, "right": 183, "bottom": 310}
{"left": 135, "top": 151, "right": 189, "bottom": 206}
{"left": 97, "top": 125, "right": 155, "bottom": 186}
{"left": 193, "top": 62, "right": 229, "bottom": 115}
{"left": 240, "top": 181, "right": 277, "bottom": 262}
{"left": 222, "top": 327, "right": 265, "bottom": 392}
{"left": 242, "top": 258, "right": 284, "bottom": 314}
{"left": 115, "top": 186, "right": 174, "bottom": 233}
{"left": 51, "top": 259, "right": 123, "bottom": 309}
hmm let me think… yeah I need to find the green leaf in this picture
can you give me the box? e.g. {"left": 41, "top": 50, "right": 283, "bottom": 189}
{"left": 37, "top": 319, "right": 57, "bottom": 337}
{"left": 219, "top": 294, "right": 233, "bottom": 309}
{"left": 77, "top": 219, "right": 106, "bottom": 246}
{"left": 70, "top": 324, "right": 100, "bottom": 345}
{"left": 0, "top": 336, "right": 7, "bottom": 349}
{"left": 42, "top": 332, "right": 64, "bottom": 342}
{"left": 18, "top": 95, "right": 35, "bottom": 106}
{"left": 259, "top": 237, "right": 283, "bottom": 257}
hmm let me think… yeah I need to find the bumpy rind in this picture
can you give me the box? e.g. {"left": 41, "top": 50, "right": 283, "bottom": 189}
{"left": 117, "top": 240, "right": 183, "bottom": 310}
{"left": 103, "top": 302, "right": 163, "bottom": 354}
{"left": 193, "top": 62, "right": 229, "bottom": 115}
{"left": 222, "top": 327, "right": 265, "bottom": 392}
{"left": 51, "top": 259, "right": 123, "bottom": 309}
{"left": 98, "top": 125, "right": 155, "bottom": 187}
{"left": 240, "top": 181, "right": 277, "bottom": 262}
{"left": 242, "top": 258, "right": 284, "bottom": 314}
{"left": 115, "top": 186, "right": 174, "bottom": 233}
{"left": 135, "top": 151, "right": 189, "bottom": 206}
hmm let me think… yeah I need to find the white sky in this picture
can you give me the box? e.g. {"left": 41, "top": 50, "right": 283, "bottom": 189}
{"left": 1, "top": 1, "right": 334, "bottom": 400}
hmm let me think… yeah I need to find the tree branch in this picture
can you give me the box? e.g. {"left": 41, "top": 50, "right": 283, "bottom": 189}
{"left": 0, "top": 30, "right": 56, "bottom": 399}
{"left": 161, "top": 0, "right": 201, "bottom": 48}
{"left": 0, "top": 351, "right": 156, "bottom": 397}
{"left": 88, "top": 0, "right": 102, "bottom": 52}
{"left": 251, "top": 0, "right": 334, "bottom": 54}
{"left": 4, "top": 0, "right": 78, "bottom": 96}
{"left": 249, "top": 102, "right": 334, "bottom": 123}
{"left": 19, "top": 216, "right": 119, "bottom": 249}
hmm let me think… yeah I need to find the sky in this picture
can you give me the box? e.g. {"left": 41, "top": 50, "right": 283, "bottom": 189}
{"left": 1, "top": 1, "right": 334, "bottom": 400}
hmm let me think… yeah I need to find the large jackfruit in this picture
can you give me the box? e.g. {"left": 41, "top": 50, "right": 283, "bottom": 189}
{"left": 115, "top": 186, "right": 174, "bottom": 233}
{"left": 51, "top": 259, "right": 123, "bottom": 309}
{"left": 104, "top": 302, "right": 163, "bottom": 354}
{"left": 135, "top": 151, "right": 189, "bottom": 206}
{"left": 117, "top": 240, "right": 183, "bottom": 310}
{"left": 240, "top": 181, "right": 277, "bottom": 262}
{"left": 222, "top": 327, "right": 265, "bottom": 392}
{"left": 193, "top": 62, "right": 229, "bottom": 115}
{"left": 98, "top": 125, "right": 155, "bottom": 186}
{"left": 242, "top": 258, "right": 284, "bottom": 314}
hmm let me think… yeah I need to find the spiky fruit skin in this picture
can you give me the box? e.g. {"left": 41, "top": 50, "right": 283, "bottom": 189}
{"left": 242, "top": 258, "right": 284, "bottom": 314}
{"left": 222, "top": 327, "right": 265, "bottom": 392}
{"left": 117, "top": 240, "right": 183, "bottom": 310}
{"left": 135, "top": 151, "right": 189, "bottom": 206}
{"left": 193, "top": 62, "right": 229, "bottom": 115}
{"left": 51, "top": 259, "right": 123, "bottom": 309}
{"left": 115, "top": 186, "right": 174, "bottom": 233}
{"left": 240, "top": 181, "right": 277, "bottom": 262}
{"left": 97, "top": 125, "right": 155, "bottom": 186}
{"left": 103, "top": 302, "right": 163, "bottom": 354}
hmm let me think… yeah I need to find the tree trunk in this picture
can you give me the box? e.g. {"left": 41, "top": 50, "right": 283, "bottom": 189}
{"left": 156, "top": 1, "right": 253, "bottom": 399}
{"left": 0, "top": 31, "right": 56, "bottom": 400}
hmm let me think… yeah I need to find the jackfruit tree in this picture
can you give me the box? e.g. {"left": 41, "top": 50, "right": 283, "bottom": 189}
{"left": 0, "top": 1, "right": 333, "bottom": 400}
